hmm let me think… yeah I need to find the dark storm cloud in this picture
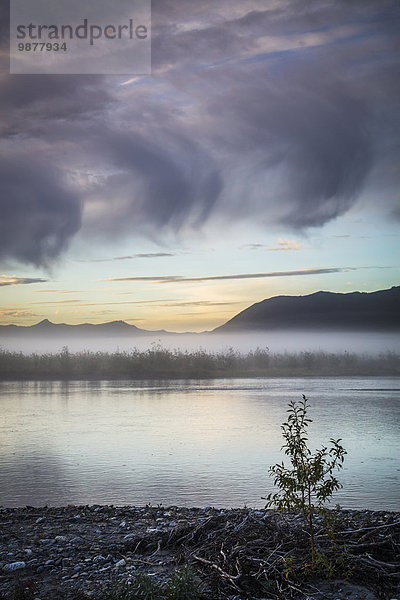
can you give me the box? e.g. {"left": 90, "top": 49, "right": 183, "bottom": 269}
{"left": 0, "top": 75, "right": 109, "bottom": 112}
{"left": 207, "top": 68, "right": 373, "bottom": 228}
{"left": 0, "top": 0, "right": 111, "bottom": 137}
{"left": 149, "top": 0, "right": 399, "bottom": 226}
{"left": 0, "top": 75, "right": 112, "bottom": 140}
{"left": 0, "top": 1, "right": 9, "bottom": 72}
{"left": 0, "top": 0, "right": 399, "bottom": 265}
{"left": 0, "top": 156, "right": 82, "bottom": 266}
{"left": 96, "top": 130, "right": 222, "bottom": 231}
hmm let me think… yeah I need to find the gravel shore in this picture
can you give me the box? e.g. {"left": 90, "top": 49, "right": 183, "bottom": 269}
{"left": 1, "top": 505, "right": 399, "bottom": 600}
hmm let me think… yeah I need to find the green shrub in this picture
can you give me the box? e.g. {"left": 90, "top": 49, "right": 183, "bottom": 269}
{"left": 102, "top": 574, "right": 161, "bottom": 600}
{"left": 165, "top": 567, "right": 203, "bottom": 600}
{"left": 265, "top": 395, "right": 346, "bottom": 564}
{"left": 101, "top": 568, "right": 203, "bottom": 600}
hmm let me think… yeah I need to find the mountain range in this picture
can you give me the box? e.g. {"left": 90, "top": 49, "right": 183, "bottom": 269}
{"left": 1, "top": 286, "right": 399, "bottom": 338}
{"left": 0, "top": 318, "right": 165, "bottom": 338}
{"left": 214, "top": 286, "right": 400, "bottom": 332}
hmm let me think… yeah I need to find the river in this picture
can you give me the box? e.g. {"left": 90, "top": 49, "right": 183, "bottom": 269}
{"left": 0, "top": 377, "right": 399, "bottom": 510}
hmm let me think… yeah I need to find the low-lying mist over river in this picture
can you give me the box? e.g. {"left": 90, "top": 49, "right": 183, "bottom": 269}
{"left": 1, "top": 330, "right": 399, "bottom": 355}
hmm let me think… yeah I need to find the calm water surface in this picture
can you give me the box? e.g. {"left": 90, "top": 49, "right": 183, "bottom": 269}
{"left": 0, "top": 378, "right": 399, "bottom": 510}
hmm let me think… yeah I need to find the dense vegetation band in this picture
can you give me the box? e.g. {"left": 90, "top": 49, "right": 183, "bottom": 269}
{"left": 0, "top": 347, "right": 399, "bottom": 379}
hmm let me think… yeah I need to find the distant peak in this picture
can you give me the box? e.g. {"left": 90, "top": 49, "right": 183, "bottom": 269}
{"left": 34, "top": 319, "right": 54, "bottom": 327}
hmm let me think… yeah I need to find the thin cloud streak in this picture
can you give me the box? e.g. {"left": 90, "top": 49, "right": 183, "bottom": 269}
{"left": 241, "top": 239, "right": 302, "bottom": 251}
{"left": 31, "top": 300, "right": 242, "bottom": 308}
{"left": 0, "top": 309, "right": 38, "bottom": 318}
{"left": 151, "top": 301, "right": 242, "bottom": 307}
{"left": 77, "top": 253, "right": 176, "bottom": 263}
{"left": 107, "top": 267, "right": 358, "bottom": 284}
{"left": 0, "top": 275, "right": 47, "bottom": 287}
{"left": 31, "top": 299, "right": 81, "bottom": 304}
{"left": 32, "top": 290, "right": 85, "bottom": 294}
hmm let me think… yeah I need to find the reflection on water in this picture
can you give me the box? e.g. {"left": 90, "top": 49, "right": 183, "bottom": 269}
{"left": 0, "top": 378, "right": 399, "bottom": 510}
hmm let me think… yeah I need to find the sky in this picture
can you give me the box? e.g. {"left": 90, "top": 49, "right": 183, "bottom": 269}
{"left": 0, "top": 0, "right": 399, "bottom": 332}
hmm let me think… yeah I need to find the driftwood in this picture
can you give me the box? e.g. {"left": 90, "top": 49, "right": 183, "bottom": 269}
{"left": 123, "top": 508, "right": 400, "bottom": 599}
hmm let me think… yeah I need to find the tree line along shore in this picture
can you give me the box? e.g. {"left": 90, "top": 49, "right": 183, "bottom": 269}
{"left": 0, "top": 347, "right": 399, "bottom": 380}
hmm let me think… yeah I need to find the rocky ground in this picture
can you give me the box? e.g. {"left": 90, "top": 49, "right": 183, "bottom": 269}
{"left": 0, "top": 505, "right": 399, "bottom": 600}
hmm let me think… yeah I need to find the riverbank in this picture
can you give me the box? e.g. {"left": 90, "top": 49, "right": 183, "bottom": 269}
{"left": 1, "top": 505, "right": 399, "bottom": 600}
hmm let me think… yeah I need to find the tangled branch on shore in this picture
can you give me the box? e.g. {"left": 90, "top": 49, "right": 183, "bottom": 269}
{"left": 123, "top": 507, "right": 400, "bottom": 599}
{"left": 1, "top": 506, "right": 399, "bottom": 600}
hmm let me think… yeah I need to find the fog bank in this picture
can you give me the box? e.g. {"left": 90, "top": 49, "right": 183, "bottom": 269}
{"left": 1, "top": 330, "right": 399, "bottom": 356}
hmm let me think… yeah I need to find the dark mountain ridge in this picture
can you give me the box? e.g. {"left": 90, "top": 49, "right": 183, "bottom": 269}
{"left": 0, "top": 319, "right": 167, "bottom": 338}
{"left": 213, "top": 286, "right": 400, "bottom": 332}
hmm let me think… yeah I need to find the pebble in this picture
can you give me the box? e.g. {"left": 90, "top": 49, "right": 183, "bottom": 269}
{"left": 3, "top": 561, "right": 26, "bottom": 572}
{"left": 115, "top": 559, "right": 126, "bottom": 568}
{"left": 70, "top": 536, "right": 83, "bottom": 544}
{"left": 93, "top": 555, "right": 106, "bottom": 563}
